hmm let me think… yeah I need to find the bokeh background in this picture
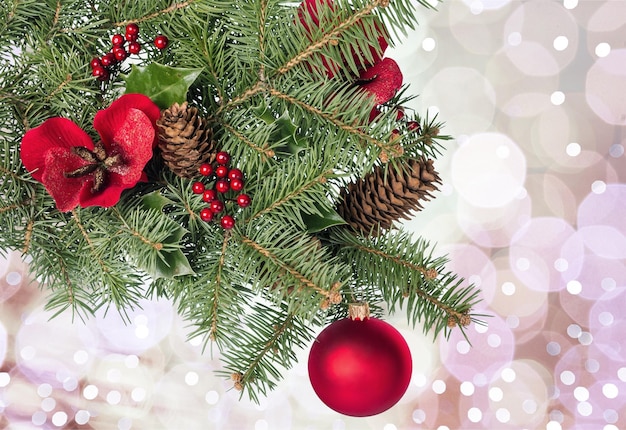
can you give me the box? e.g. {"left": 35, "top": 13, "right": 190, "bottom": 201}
{"left": 1, "top": 0, "right": 625, "bottom": 428}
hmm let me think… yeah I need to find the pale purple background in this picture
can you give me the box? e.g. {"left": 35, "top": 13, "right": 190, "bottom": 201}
{"left": 1, "top": 0, "right": 625, "bottom": 428}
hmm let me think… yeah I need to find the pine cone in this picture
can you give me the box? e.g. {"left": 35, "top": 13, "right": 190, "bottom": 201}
{"left": 157, "top": 102, "right": 217, "bottom": 178}
{"left": 337, "top": 158, "right": 441, "bottom": 234}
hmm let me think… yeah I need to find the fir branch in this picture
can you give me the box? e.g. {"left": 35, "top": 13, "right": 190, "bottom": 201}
{"left": 219, "top": 119, "right": 275, "bottom": 161}
{"left": 112, "top": 0, "right": 198, "bottom": 26}
{"left": 347, "top": 241, "right": 438, "bottom": 280}
{"left": 210, "top": 230, "right": 232, "bottom": 341}
{"left": 21, "top": 218, "right": 33, "bottom": 254}
{"left": 267, "top": 86, "right": 402, "bottom": 157}
{"left": 276, "top": 0, "right": 383, "bottom": 76}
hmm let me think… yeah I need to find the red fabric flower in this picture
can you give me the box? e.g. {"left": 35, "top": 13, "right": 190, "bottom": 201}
{"left": 20, "top": 94, "right": 161, "bottom": 212}
{"left": 357, "top": 57, "right": 403, "bottom": 121}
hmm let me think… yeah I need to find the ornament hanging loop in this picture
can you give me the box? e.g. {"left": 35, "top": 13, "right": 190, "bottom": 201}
{"left": 348, "top": 302, "right": 370, "bottom": 321}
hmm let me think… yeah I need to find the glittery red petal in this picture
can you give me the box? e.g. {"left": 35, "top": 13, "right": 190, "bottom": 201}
{"left": 20, "top": 117, "right": 94, "bottom": 182}
{"left": 40, "top": 147, "right": 91, "bottom": 212}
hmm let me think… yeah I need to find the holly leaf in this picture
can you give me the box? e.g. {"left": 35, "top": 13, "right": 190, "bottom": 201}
{"left": 137, "top": 190, "right": 195, "bottom": 280}
{"left": 124, "top": 63, "right": 203, "bottom": 109}
{"left": 302, "top": 206, "right": 346, "bottom": 233}
{"left": 252, "top": 102, "right": 308, "bottom": 156}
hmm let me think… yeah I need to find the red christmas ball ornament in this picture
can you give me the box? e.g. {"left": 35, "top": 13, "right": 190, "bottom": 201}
{"left": 308, "top": 303, "right": 412, "bottom": 417}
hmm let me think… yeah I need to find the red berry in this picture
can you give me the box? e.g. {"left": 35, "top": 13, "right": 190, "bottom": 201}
{"left": 125, "top": 23, "right": 139, "bottom": 36}
{"left": 127, "top": 41, "right": 141, "bottom": 55}
{"left": 407, "top": 121, "right": 421, "bottom": 132}
{"left": 111, "top": 33, "right": 125, "bottom": 46}
{"left": 92, "top": 66, "right": 109, "bottom": 81}
{"left": 230, "top": 178, "right": 244, "bottom": 192}
{"left": 101, "top": 52, "right": 116, "bottom": 67}
{"left": 215, "top": 165, "right": 228, "bottom": 178}
{"left": 215, "top": 179, "right": 230, "bottom": 193}
{"left": 113, "top": 47, "right": 127, "bottom": 61}
{"left": 216, "top": 151, "right": 230, "bottom": 165}
{"left": 200, "top": 208, "right": 214, "bottom": 222}
{"left": 220, "top": 215, "right": 235, "bottom": 229}
{"left": 199, "top": 163, "right": 213, "bottom": 176}
{"left": 202, "top": 189, "right": 217, "bottom": 203}
{"left": 90, "top": 57, "right": 102, "bottom": 69}
{"left": 192, "top": 181, "right": 205, "bottom": 194}
{"left": 210, "top": 200, "right": 224, "bottom": 213}
{"left": 237, "top": 194, "right": 251, "bottom": 208}
{"left": 125, "top": 32, "right": 139, "bottom": 42}
{"left": 396, "top": 108, "right": 405, "bottom": 121}
{"left": 228, "top": 168, "right": 243, "bottom": 181}
{"left": 154, "top": 35, "right": 169, "bottom": 50}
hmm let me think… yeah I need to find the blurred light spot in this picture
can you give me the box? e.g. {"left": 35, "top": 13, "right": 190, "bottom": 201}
{"left": 516, "top": 257, "right": 530, "bottom": 271}
{"left": 437, "top": 427, "right": 450, "bottom": 430}
{"left": 469, "top": 1, "right": 483, "bottom": 14}
{"left": 563, "top": 0, "right": 577, "bottom": 9}
{"left": 107, "top": 390, "right": 122, "bottom": 405}
{"left": 489, "top": 386, "right": 503, "bottom": 401}
{"left": 566, "top": 142, "right": 581, "bottom": 157}
{"left": 460, "top": 381, "right": 475, "bottom": 396}
{"left": 549, "top": 385, "right": 561, "bottom": 399}
{"left": 567, "top": 324, "right": 581, "bottom": 338}
{"left": 508, "top": 32, "right": 522, "bottom": 46}
{"left": 467, "top": 407, "right": 482, "bottom": 423}
{"left": 475, "top": 322, "right": 488, "bottom": 334}
{"left": 135, "top": 325, "right": 150, "bottom": 339}
{"left": 585, "top": 359, "right": 600, "bottom": 373}
{"left": 118, "top": 417, "right": 132, "bottom": 430}
{"left": 547, "top": 421, "right": 562, "bottom": 430}
{"left": 618, "top": 367, "right": 626, "bottom": 382}
{"left": 577, "top": 401, "right": 592, "bottom": 416}
{"left": 496, "top": 408, "right": 511, "bottom": 423}
{"left": 554, "top": 258, "right": 569, "bottom": 272}
{"left": 501, "top": 281, "right": 515, "bottom": 296}
{"left": 125, "top": 355, "right": 139, "bottom": 368}
{"left": 41, "top": 397, "right": 56, "bottom": 412}
{"left": 603, "top": 383, "right": 619, "bottom": 399}
{"left": 488, "top": 334, "right": 502, "bottom": 348}
{"left": 578, "top": 332, "right": 593, "bottom": 345}
{"left": 553, "top": 36, "right": 568, "bottom": 51}
{"left": 496, "top": 145, "right": 510, "bottom": 159}
{"left": 32, "top": 411, "right": 47, "bottom": 426}
{"left": 560, "top": 370, "right": 575, "bottom": 385}
{"left": 412, "top": 409, "right": 426, "bottom": 424}
{"left": 131, "top": 387, "right": 146, "bottom": 402}
{"left": 547, "top": 342, "right": 561, "bottom": 356}
{"left": 83, "top": 384, "right": 98, "bottom": 400}
{"left": 599, "top": 311, "right": 614, "bottom": 327}
{"left": 0, "top": 372, "right": 9, "bottom": 387}
{"left": 592, "top": 180, "right": 607, "bottom": 194}
{"left": 432, "top": 379, "right": 446, "bottom": 394}
{"left": 501, "top": 367, "right": 516, "bottom": 382}
{"left": 523, "top": 399, "right": 538, "bottom": 414}
{"left": 20, "top": 345, "right": 36, "bottom": 360}
{"left": 604, "top": 409, "right": 618, "bottom": 424}
{"left": 551, "top": 410, "right": 564, "bottom": 422}
{"left": 506, "top": 316, "right": 519, "bottom": 328}
{"left": 609, "top": 144, "right": 624, "bottom": 158}
{"left": 108, "top": 368, "right": 122, "bottom": 383}
{"left": 605, "top": 425, "right": 619, "bottom": 430}
{"left": 75, "top": 410, "right": 90, "bottom": 425}
{"left": 63, "top": 377, "right": 78, "bottom": 392}
{"left": 468, "top": 274, "right": 482, "bottom": 287}
{"left": 37, "top": 383, "right": 53, "bottom": 398}
{"left": 6, "top": 272, "right": 22, "bottom": 286}
{"left": 602, "top": 278, "right": 616, "bottom": 292}
{"left": 566, "top": 280, "right": 582, "bottom": 295}
{"left": 255, "top": 419, "right": 269, "bottom": 430}
{"left": 422, "top": 38, "right": 436, "bottom": 52}
{"left": 134, "top": 314, "right": 148, "bottom": 326}
{"left": 185, "top": 371, "right": 199, "bottom": 386}
{"left": 413, "top": 372, "right": 427, "bottom": 387}
{"left": 74, "top": 350, "right": 89, "bottom": 365}
{"left": 52, "top": 411, "right": 68, "bottom": 427}
{"left": 595, "top": 43, "right": 611, "bottom": 58}
{"left": 383, "top": 424, "right": 398, "bottom": 430}
{"left": 574, "top": 386, "right": 589, "bottom": 401}
{"left": 551, "top": 91, "right": 565, "bottom": 105}
{"left": 456, "top": 340, "right": 470, "bottom": 354}
{"left": 205, "top": 390, "right": 219, "bottom": 405}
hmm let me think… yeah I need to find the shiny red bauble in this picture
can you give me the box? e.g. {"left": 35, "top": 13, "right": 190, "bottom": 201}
{"left": 308, "top": 308, "right": 412, "bottom": 417}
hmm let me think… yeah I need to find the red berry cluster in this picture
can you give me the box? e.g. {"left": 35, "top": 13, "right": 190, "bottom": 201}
{"left": 90, "top": 23, "right": 169, "bottom": 81}
{"left": 192, "top": 151, "right": 251, "bottom": 230}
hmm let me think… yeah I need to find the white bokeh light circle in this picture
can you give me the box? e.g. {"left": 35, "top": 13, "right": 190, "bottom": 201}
{"left": 586, "top": 49, "right": 626, "bottom": 125}
{"left": 452, "top": 133, "right": 526, "bottom": 208}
